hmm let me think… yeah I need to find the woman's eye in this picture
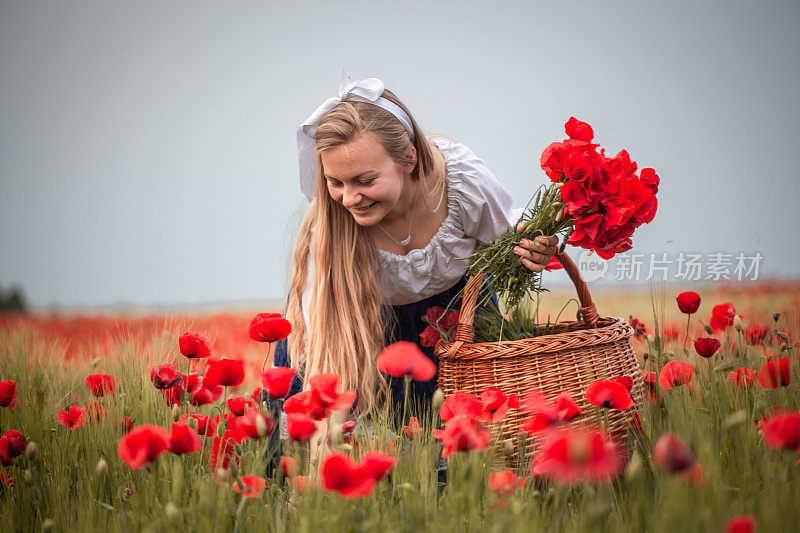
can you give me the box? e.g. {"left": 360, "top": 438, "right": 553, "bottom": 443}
{"left": 359, "top": 179, "right": 376, "bottom": 186}
{"left": 327, "top": 180, "right": 343, "bottom": 187}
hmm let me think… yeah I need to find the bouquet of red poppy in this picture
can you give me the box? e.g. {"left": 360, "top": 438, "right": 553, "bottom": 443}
{"left": 464, "top": 117, "right": 660, "bottom": 308}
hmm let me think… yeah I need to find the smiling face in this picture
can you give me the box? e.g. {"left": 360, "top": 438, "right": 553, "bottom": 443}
{"left": 320, "top": 131, "right": 416, "bottom": 226}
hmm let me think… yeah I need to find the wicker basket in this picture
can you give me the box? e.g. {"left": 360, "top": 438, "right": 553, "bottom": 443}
{"left": 434, "top": 252, "right": 645, "bottom": 465}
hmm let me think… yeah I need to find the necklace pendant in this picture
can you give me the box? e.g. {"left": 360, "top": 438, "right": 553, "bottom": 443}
{"left": 399, "top": 235, "right": 411, "bottom": 246}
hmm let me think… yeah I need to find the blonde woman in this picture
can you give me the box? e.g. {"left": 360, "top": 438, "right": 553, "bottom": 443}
{"left": 273, "top": 72, "right": 558, "bottom": 467}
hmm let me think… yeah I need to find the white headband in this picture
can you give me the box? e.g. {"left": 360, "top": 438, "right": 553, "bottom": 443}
{"left": 296, "top": 69, "right": 416, "bottom": 202}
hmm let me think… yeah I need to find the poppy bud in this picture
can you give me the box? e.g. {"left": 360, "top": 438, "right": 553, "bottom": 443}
{"left": 23, "top": 470, "right": 32, "bottom": 484}
{"left": 234, "top": 444, "right": 244, "bottom": 456}
{"left": 501, "top": 439, "right": 514, "bottom": 457}
{"left": 777, "top": 332, "right": 790, "bottom": 342}
{"left": 703, "top": 324, "right": 713, "bottom": 335}
{"left": 643, "top": 352, "right": 649, "bottom": 361}
{"left": 229, "top": 461, "right": 239, "bottom": 478}
{"left": 432, "top": 389, "right": 445, "bottom": 410}
{"left": 773, "top": 313, "right": 781, "bottom": 322}
{"left": 25, "top": 442, "right": 37, "bottom": 460}
{"left": 340, "top": 443, "right": 353, "bottom": 453}
{"left": 165, "top": 502, "right": 180, "bottom": 523}
{"left": 121, "top": 487, "right": 133, "bottom": 501}
{"left": 216, "top": 423, "right": 226, "bottom": 437}
{"left": 186, "top": 417, "right": 198, "bottom": 431}
{"left": 42, "top": 519, "right": 55, "bottom": 532}
{"left": 555, "top": 209, "right": 564, "bottom": 222}
{"left": 216, "top": 468, "right": 231, "bottom": 483}
{"left": 95, "top": 458, "right": 108, "bottom": 477}
{"left": 171, "top": 404, "right": 181, "bottom": 422}
{"left": 625, "top": 451, "right": 642, "bottom": 480}
{"left": 90, "top": 356, "right": 100, "bottom": 369}
{"left": 733, "top": 315, "right": 743, "bottom": 332}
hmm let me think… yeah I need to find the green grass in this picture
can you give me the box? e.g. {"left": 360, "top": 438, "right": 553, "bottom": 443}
{"left": 1, "top": 293, "right": 799, "bottom": 533}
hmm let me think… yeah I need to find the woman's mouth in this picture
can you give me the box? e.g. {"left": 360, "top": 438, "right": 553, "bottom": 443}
{"left": 353, "top": 201, "right": 377, "bottom": 213}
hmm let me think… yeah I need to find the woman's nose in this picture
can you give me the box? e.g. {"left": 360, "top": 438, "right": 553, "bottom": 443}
{"left": 342, "top": 185, "right": 363, "bottom": 207}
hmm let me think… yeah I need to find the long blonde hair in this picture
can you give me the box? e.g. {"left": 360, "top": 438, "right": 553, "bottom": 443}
{"left": 284, "top": 88, "right": 447, "bottom": 417}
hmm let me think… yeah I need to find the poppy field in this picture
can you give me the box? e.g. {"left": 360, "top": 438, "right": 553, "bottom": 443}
{"left": 1, "top": 281, "right": 800, "bottom": 532}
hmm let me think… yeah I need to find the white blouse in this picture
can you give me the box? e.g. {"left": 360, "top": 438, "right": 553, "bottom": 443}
{"left": 301, "top": 136, "right": 523, "bottom": 323}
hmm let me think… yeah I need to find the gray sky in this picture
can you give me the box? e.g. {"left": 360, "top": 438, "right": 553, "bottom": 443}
{"left": 1, "top": 0, "right": 799, "bottom": 309}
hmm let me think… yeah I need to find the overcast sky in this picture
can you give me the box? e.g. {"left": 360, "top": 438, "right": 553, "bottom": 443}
{"left": 1, "top": 0, "right": 799, "bottom": 310}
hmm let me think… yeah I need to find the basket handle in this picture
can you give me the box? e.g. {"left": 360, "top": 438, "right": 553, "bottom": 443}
{"left": 451, "top": 252, "right": 600, "bottom": 346}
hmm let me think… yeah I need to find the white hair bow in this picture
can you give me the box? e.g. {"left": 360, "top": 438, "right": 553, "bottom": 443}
{"left": 296, "top": 69, "right": 415, "bottom": 202}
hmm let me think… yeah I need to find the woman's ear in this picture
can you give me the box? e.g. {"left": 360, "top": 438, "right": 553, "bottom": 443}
{"left": 403, "top": 145, "right": 417, "bottom": 173}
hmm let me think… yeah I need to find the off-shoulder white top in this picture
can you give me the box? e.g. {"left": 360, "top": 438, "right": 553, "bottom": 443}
{"left": 301, "top": 136, "right": 523, "bottom": 324}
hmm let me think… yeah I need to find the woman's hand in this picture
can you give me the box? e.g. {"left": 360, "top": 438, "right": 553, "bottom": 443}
{"left": 513, "top": 223, "right": 559, "bottom": 273}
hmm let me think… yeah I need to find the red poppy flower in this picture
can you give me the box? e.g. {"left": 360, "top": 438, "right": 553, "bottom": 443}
{"left": 725, "top": 515, "right": 755, "bottom": 533}
{"left": 544, "top": 256, "right": 564, "bottom": 271}
{"left": 293, "top": 475, "right": 313, "bottom": 494}
{"left": 236, "top": 410, "right": 274, "bottom": 440}
{"left": 283, "top": 390, "right": 330, "bottom": 421}
{"left": 281, "top": 456, "right": 297, "bottom": 478}
{"left": 0, "top": 431, "right": 26, "bottom": 460}
{"left": 403, "top": 416, "right": 422, "bottom": 439}
{"left": 728, "top": 368, "right": 758, "bottom": 389}
{"left": 190, "top": 382, "right": 223, "bottom": 406}
{"left": 488, "top": 470, "right": 526, "bottom": 495}
{"left": 564, "top": 116, "right": 594, "bottom": 143}
{"left": 248, "top": 313, "right": 292, "bottom": 343}
{"left": 84, "top": 401, "right": 108, "bottom": 422}
{"left": 0, "top": 380, "right": 17, "bottom": 409}
{"left": 432, "top": 414, "right": 491, "bottom": 457}
{"left": 663, "top": 324, "right": 680, "bottom": 342}
{"left": 439, "top": 391, "right": 483, "bottom": 421}
{"left": 425, "top": 306, "right": 460, "bottom": 330}
{"left": 641, "top": 371, "right": 657, "bottom": 402}
{"left": 210, "top": 431, "right": 241, "bottom": 474}
{"left": 629, "top": 317, "right": 648, "bottom": 337}
{"left": 758, "top": 358, "right": 791, "bottom": 389}
{"left": 359, "top": 451, "right": 396, "bottom": 482}
{"left": 709, "top": 303, "right": 736, "bottom": 333}
{"left": 262, "top": 367, "right": 296, "bottom": 399}
{"left": 479, "top": 387, "right": 520, "bottom": 422}
{"left": 615, "top": 375, "right": 633, "bottom": 391}
{"left": 307, "top": 373, "right": 356, "bottom": 411}
{"left": 286, "top": 413, "right": 318, "bottom": 441}
{"left": 0, "top": 470, "right": 13, "bottom": 489}
{"left": 115, "top": 417, "right": 134, "bottom": 434}
{"left": 58, "top": 406, "right": 85, "bottom": 430}
{"left": 226, "top": 396, "right": 256, "bottom": 417}
{"left": 653, "top": 432, "right": 695, "bottom": 474}
{"left": 531, "top": 427, "right": 623, "bottom": 486}
{"left": 178, "top": 331, "right": 212, "bottom": 359}
{"left": 179, "top": 413, "right": 218, "bottom": 437}
{"left": 693, "top": 337, "right": 721, "bottom": 358}
{"left": 118, "top": 424, "right": 170, "bottom": 470}
{"left": 658, "top": 360, "right": 694, "bottom": 390}
{"left": 149, "top": 364, "right": 183, "bottom": 390}
{"left": 167, "top": 422, "right": 202, "bottom": 455}
{"left": 761, "top": 411, "right": 800, "bottom": 450}
{"left": 520, "top": 390, "right": 581, "bottom": 434}
{"left": 85, "top": 373, "right": 119, "bottom": 397}
{"left": 377, "top": 341, "right": 436, "bottom": 382}
{"left": 0, "top": 440, "right": 13, "bottom": 466}
{"left": 320, "top": 452, "right": 376, "bottom": 498}
{"left": 233, "top": 475, "right": 266, "bottom": 498}
{"left": 676, "top": 292, "right": 701, "bottom": 314}
{"left": 182, "top": 373, "right": 202, "bottom": 394}
{"left": 419, "top": 326, "right": 441, "bottom": 347}
{"left": 204, "top": 358, "right": 245, "bottom": 388}
{"left": 744, "top": 324, "right": 771, "bottom": 345}
{"left": 585, "top": 380, "right": 633, "bottom": 410}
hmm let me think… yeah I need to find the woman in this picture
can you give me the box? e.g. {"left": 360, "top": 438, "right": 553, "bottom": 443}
{"left": 273, "top": 72, "right": 558, "bottom": 464}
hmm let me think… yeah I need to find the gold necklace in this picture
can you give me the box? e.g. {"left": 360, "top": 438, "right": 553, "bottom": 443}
{"left": 378, "top": 188, "right": 418, "bottom": 247}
